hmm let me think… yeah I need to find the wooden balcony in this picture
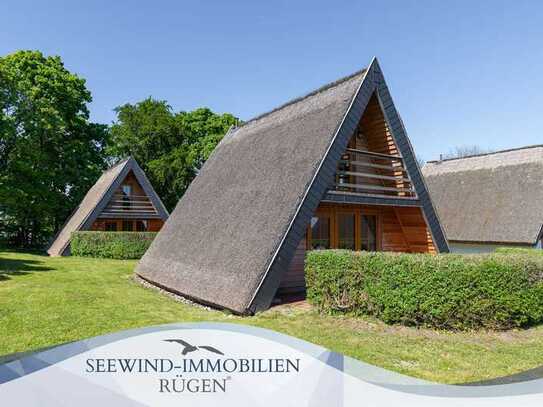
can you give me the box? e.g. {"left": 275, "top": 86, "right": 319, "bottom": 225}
{"left": 98, "top": 194, "right": 160, "bottom": 218}
{"left": 329, "top": 148, "right": 417, "bottom": 199}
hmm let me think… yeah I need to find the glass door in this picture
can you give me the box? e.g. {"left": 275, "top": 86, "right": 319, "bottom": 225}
{"left": 361, "top": 214, "right": 377, "bottom": 251}
{"left": 337, "top": 212, "right": 356, "bottom": 250}
{"left": 307, "top": 206, "right": 381, "bottom": 252}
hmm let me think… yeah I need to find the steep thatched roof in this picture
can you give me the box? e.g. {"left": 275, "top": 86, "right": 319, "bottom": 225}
{"left": 47, "top": 157, "right": 168, "bottom": 256}
{"left": 423, "top": 145, "right": 543, "bottom": 245}
{"left": 136, "top": 58, "right": 448, "bottom": 314}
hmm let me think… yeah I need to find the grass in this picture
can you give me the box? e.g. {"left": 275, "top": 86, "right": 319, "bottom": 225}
{"left": 1, "top": 250, "right": 543, "bottom": 384}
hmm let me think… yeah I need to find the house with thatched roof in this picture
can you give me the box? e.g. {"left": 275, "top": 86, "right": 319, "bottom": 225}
{"left": 47, "top": 157, "right": 169, "bottom": 256}
{"left": 136, "top": 58, "right": 449, "bottom": 314}
{"left": 423, "top": 145, "right": 543, "bottom": 253}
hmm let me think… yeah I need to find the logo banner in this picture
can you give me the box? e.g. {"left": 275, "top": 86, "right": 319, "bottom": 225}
{"left": 0, "top": 323, "right": 541, "bottom": 406}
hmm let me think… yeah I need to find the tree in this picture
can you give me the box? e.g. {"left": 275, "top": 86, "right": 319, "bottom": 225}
{"left": 108, "top": 99, "right": 238, "bottom": 210}
{"left": 0, "top": 50, "right": 109, "bottom": 247}
{"left": 442, "top": 145, "right": 491, "bottom": 160}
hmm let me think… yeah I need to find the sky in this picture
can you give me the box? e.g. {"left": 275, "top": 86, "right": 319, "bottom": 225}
{"left": 1, "top": 0, "right": 542, "bottom": 161}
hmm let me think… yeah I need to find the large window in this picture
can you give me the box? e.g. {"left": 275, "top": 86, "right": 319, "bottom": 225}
{"left": 337, "top": 213, "right": 355, "bottom": 250}
{"left": 310, "top": 215, "right": 330, "bottom": 250}
{"left": 361, "top": 215, "right": 377, "bottom": 251}
{"left": 307, "top": 207, "right": 380, "bottom": 252}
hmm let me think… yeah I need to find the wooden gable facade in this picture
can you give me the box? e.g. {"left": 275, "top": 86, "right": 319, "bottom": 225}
{"left": 47, "top": 157, "right": 169, "bottom": 256}
{"left": 91, "top": 171, "right": 165, "bottom": 233}
{"left": 278, "top": 92, "right": 439, "bottom": 293}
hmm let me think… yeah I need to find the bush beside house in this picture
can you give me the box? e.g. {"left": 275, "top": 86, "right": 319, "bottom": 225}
{"left": 495, "top": 247, "right": 543, "bottom": 256}
{"left": 306, "top": 250, "right": 543, "bottom": 330}
{"left": 70, "top": 231, "right": 156, "bottom": 260}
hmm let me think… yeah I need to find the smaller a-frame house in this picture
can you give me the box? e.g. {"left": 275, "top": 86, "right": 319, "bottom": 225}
{"left": 47, "top": 157, "right": 169, "bottom": 256}
{"left": 136, "top": 58, "right": 448, "bottom": 314}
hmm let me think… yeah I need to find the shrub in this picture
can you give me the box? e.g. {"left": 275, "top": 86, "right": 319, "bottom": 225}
{"left": 70, "top": 231, "right": 157, "bottom": 260}
{"left": 496, "top": 247, "right": 543, "bottom": 256}
{"left": 306, "top": 250, "right": 543, "bottom": 330}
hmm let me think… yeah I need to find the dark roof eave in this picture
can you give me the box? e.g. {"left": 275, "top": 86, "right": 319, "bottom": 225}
{"left": 448, "top": 239, "right": 538, "bottom": 246}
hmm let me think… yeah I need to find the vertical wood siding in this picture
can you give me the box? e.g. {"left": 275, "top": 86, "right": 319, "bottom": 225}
{"left": 278, "top": 239, "right": 306, "bottom": 292}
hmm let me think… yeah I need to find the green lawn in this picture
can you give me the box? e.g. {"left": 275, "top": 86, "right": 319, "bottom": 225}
{"left": 1, "top": 250, "right": 543, "bottom": 384}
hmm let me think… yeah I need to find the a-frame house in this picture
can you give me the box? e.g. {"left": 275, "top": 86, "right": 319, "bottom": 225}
{"left": 47, "top": 157, "right": 169, "bottom": 256}
{"left": 136, "top": 58, "right": 448, "bottom": 314}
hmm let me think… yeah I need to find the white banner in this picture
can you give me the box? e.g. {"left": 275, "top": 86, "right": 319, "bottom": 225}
{"left": 0, "top": 323, "right": 541, "bottom": 406}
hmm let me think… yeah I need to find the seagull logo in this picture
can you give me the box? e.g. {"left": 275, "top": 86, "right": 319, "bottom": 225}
{"left": 164, "top": 339, "right": 225, "bottom": 356}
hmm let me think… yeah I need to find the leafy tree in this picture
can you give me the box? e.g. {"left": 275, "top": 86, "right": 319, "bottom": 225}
{"left": 108, "top": 99, "right": 238, "bottom": 210}
{"left": 0, "top": 50, "right": 109, "bottom": 247}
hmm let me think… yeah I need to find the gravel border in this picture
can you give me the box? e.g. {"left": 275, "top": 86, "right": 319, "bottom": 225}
{"left": 134, "top": 275, "right": 214, "bottom": 312}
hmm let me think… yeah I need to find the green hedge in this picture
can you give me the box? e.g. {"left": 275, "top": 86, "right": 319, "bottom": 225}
{"left": 306, "top": 250, "right": 543, "bottom": 330}
{"left": 495, "top": 247, "right": 543, "bottom": 256}
{"left": 71, "top": 231, "right": 157, "bottom": 259}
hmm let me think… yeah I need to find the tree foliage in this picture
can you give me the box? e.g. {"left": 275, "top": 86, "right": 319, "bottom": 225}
{"left": 0, "top": 50, "right": 109, "bottom": 247}
{"left": 0, "top": 50, "right": 238, "bottom": 248}
{"left": 108, "top": 98, "right": 238, "bottom": 210}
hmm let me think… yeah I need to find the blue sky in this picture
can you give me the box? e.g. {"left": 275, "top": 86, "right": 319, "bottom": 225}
{"left": 2, "top": 1, "right": 542, "bottom": 160}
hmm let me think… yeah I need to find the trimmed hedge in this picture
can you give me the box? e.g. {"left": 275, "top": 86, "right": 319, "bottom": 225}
{"left": 306, "top": 250, "right": 543, "bottom": 330}
{"left": 496, "top": 247, "right": 543, "bottom": 256}
{"left": 71, "top": 231, "right": 157, "bottom": 259}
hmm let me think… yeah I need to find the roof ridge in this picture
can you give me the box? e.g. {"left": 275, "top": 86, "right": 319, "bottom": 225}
{"left": 427, "top": 144, "right": 543, "bottom": 164}
{"left": 105, "top": 157, "right": 131, "bottom": 172}
{"left": 234, "top": 68, "right": 367, "bottom": 129}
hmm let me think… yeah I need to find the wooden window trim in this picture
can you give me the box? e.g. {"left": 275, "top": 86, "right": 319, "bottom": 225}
{"left": 306, "top": 205, "right": 382, "bottom": 252}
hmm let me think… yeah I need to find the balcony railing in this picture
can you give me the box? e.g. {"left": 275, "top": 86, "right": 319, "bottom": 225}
{"left": 99, "top": 194, "right": 159, "bottom": 218}
{"left": 329, "top": 148, "right": 417, "bottom": 198}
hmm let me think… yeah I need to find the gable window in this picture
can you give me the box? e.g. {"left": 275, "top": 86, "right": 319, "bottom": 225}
{"left": 310, "top": 214, "right": 330, "bottom": 250}
{"left": 105, "top": 222, "right": 117, "bottom": 231}
{"left": 122, "top": 185, "right": 132, "bottom": 210}
{"left": 361, "top": 215, "right": 377, "bottom": 251}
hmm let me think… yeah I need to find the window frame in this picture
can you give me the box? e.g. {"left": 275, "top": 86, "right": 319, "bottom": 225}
{"left": 360, "top": 213, "right": 379, "bottom": 252}
{"left": 306, "top": 210, "right": 333, "bottom": 250}
{"left": 335, "top": 209, "right": 358, "bottom": 250}
{"left": 122, "top": 184, "right": 132, "bottom": 196}
{"left": 306, "top": 205, "right": 382, "bottom": 252}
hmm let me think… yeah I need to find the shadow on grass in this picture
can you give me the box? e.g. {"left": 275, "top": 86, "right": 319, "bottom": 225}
{"left": 0, "top": 257, "right": 54, "bottom": 281}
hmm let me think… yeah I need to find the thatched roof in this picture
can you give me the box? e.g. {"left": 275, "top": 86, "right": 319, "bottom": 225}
{"left": 47, "top": 157, "right": 168, "bottom": 256}
{"left": 423, "top": 145, "right": 543, "bottom": 245}
{"left": 136, "top": 58, "right": 448, "bottom": 314}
